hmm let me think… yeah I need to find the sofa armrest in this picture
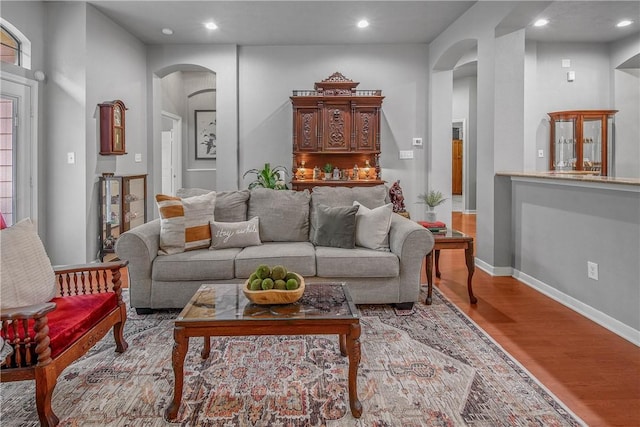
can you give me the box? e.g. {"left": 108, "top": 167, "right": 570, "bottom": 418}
{"left": 388, "top": 214, "right": 434, "bottom": 303}
{"left": 115, "top": 219, "right": 161, "bottom": 309}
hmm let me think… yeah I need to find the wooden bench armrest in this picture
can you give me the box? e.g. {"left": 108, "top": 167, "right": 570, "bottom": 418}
{"left": 1, "top": 302, "right": 56, "bottom": 321}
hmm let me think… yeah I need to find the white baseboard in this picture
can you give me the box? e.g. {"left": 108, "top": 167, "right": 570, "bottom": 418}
{"left": 513, "top": 269, "right": 640, "bottom": 347}
{"left": 475, "top": 258, "right": 513, "bottom": 276}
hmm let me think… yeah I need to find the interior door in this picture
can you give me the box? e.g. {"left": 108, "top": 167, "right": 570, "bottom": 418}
{"left": 452, "top": 139, "right": 463, "bottom": 195}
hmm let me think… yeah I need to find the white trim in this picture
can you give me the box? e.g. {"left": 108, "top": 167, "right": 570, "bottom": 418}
{"left": 475, "top": 258, "right": 513, "bottom": 276}
{"left": 513, "top": 269, "right": 640, "bottom": 346}
{"left": 186, "top": 168, "right": 216, "bottom": 172}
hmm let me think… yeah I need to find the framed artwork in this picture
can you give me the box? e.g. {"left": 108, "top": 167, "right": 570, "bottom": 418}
{"left": 195, "top": 110, "right": 216, "bottom": 159}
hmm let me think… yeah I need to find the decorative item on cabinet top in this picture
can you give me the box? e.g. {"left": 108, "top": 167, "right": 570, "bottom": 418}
{"left": 99, "top": 100, "right": 127, "bottom": 155}
{"left": 290, "top": 72, "right": 385, "bottom": 191}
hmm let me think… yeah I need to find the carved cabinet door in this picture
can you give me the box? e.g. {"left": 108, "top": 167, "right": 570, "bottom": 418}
{"left": 354, "top": 108, "right": 378, "bottom": 151}
{"left": 322, "top": 104, "right": 351, "bottom": 151}
{"left": 294, "top": 108, "right": 319, "bottom": 151}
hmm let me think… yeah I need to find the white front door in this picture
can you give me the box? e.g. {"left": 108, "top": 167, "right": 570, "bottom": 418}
{"left": 0, "top": 75, "right": 37, "bottom": 226}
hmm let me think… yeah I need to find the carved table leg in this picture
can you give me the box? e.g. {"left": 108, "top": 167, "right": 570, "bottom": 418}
{"left": 201, "top": 336, "right": 211, "bottom": 359}
{"left": 346, "top": 322, "right": 362, "bottom": 418}
{"left": 435, "top": 249, "right": 441, "bottom": 278}
{"left": 425, "top": 252, "right": 433, "bottom": 305}
{"left": 465, "top": 241, "right": 478, "bottom": 304}
{"left": 165, "top": 327, "right": 188, "bottom": 421}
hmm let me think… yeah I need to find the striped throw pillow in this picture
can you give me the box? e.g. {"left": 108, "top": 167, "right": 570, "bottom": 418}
{"left": 156, "top": 191, "right": 216, "bottom": 255}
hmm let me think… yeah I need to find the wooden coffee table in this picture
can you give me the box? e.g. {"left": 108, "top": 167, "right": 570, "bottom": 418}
{"left": 164, "top": 282, "right": 363, "bottom": 420}
{"left": 425, "top": 229, "right": 477, "bottom": 305}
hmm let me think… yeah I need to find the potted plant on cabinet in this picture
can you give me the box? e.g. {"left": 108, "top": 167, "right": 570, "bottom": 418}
{"left": 243, "top": 163, "right": 288, "bottom": 190}
{"left": 322, "top": 163, "right": 333, "bottom": 180}
{"left": 418, "top": 190, "right": 447, "bottom": 222}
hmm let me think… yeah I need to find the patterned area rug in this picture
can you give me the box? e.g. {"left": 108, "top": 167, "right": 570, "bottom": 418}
{"left": 1, "top": 287, "right": 585, "bottom": 426}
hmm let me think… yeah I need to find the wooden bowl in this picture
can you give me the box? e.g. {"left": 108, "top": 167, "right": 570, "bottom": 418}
{"left": 243, "top": 274, "right": 305, "bottom": 305}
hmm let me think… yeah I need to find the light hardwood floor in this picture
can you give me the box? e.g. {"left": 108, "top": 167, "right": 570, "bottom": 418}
{"left": 424, "top": 212, "right": 640, "bottom": 427}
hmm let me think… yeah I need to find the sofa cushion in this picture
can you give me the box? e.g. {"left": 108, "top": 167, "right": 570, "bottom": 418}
{"left": 176, "top": 188, "right": 249, "bottom": 222}
{"left": 353, "top": 201, "right": 393, "bottom": 251}
{"left": 311, "top": 204, "right": 359, "bottom": 249}
{"left": 247, "top": 188, "right": 310, "bottom": 242}
{"left": 235, "top": 242, "right": 316, "bottom": 278}
{"left": 315, "top": 246, "right": 399, "bottom": 278}
{"left": 156, "top": 191, "right": 216, "bottom": 255}
{"left": 210, "top": 217, "right": 261, "bottom": 250}
{"left": 0, "top": 218, "right": 56, "bottom": 309}
{"left": 153, "top": 248, "right": 240, "bottom": 281}
{"left": 310, "top": 185, "right": 387, "bottom": 240}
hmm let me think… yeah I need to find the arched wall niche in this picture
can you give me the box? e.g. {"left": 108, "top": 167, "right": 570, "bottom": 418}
{"left": 151, "top": 63, "right": 218, "bottom": 203}
{"left": 430, "top": 38, "right": 479, "bottom": 222}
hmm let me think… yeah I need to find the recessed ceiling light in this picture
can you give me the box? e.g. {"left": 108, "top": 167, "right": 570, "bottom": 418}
{"left": 617, "top": 20, "right": 633, "bottom": 28}
{"left": 357, "top": 19, "right": 369, "bottom": 29}
{"left": 161, "top": 28, "right": 174, "bottom": 35}
{"left": 204, "top": 22, "right": 218, "bottom": 30}
{"left": 534, "top": 19, "right": 549, "bottom": 27}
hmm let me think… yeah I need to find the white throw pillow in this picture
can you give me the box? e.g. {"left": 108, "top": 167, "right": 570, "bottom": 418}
{"left": 210, "top": 217, "right": 262, "bottom": 250}
{"left": 0, "top": 218, "right": 56, "bottom": 309}
{"left": 156, "top": 191, "right": 216, "bottom": 255}
{"left": 353, "top": 201, "right": 393, "bottom": 251}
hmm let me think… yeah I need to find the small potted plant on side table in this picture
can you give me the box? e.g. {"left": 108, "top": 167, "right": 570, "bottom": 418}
{"left": 418, "top": 190, "right": 447, "bottom": 222}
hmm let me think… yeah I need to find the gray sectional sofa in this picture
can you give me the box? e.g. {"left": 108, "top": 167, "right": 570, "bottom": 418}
{"left": 115, "top": 185, "right": 433, "bottom": 313}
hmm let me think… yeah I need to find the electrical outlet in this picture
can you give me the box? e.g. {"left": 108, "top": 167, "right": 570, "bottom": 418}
{"left": 587, "top": 261, "right": 598, "bottom": 280}
{"left": 538, "top": 149, "right": 544, "bottom": 158}
{"left": 67, "top": 152, "right": 75, "bottom": 164}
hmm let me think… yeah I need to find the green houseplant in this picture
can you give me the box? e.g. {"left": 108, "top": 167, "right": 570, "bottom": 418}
{"left": 322, "top": 163, "right": 333, "bottom": 180}
{"left": 243, "top": 163, "right": 288, "bottom": 190}
{"left": 417, "top": 190, "right": 447, "bottom": 222}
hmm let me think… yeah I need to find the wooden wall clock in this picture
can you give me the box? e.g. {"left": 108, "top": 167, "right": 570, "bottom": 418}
{"left": 99, "top": 100, "right": 127, "bottom": 155}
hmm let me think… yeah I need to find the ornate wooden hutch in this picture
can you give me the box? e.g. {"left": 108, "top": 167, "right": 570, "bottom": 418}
{"left": 290, "top": 72, "right": 385, "bottom": 191}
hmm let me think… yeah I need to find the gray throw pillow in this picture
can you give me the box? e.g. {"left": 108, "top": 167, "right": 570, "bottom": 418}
{"left": 210, "top": 217, "right": 261, "bottom": 250}
{"left": 177, "top": 189, "right": 250, "bottom": 222}
{"left": 312, "top": 204, "right": 359, "bottom": 249}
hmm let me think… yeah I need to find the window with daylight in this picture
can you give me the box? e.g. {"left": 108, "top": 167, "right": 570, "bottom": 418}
{"left": 1, "top": 25, "right": 21, "bottom": 66}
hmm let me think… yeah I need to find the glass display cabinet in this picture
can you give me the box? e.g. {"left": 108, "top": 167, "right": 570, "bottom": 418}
{"left": 98, "top": 174, "right": 147, "bottom": 261}
{"left": 548, "top": 110, "right": 617, "bottom": 176}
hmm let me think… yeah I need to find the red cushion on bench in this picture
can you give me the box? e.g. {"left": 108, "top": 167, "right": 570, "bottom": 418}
{"left": 2, "top": 293, "right": 118, "bottom": 359}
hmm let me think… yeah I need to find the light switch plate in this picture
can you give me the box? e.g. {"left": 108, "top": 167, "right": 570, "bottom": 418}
{"left": 412, "top": 138, "right": 423, "bottom": 146}
{"left": 67, "top": 152, "right": 75, "bottom": 164}
{"left": 399, "top": 150, "right": 414, "bottom": 159}
{"left": 561, "top": 59, "right": 571, "bottom": 68}
{"left": 538, "top": 149, "right": 544, "bottom": 158}
{"left": 135, "top": 153, "right": 142, "bottom": 163}
{"left": 567, "top": 71, "right": 575, "bottom": 82}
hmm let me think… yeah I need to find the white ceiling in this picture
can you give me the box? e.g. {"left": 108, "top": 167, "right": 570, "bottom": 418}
{"left": 87, "top": 1, "right": 639, "bottom": 46}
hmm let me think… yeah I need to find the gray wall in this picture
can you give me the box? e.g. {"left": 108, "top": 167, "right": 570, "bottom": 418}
{"left": 238, "top": 44, "right": 430, "bottom": 220}
{"left": 86, "top": 4, "right": 148, "bottom": 262}
{"left": 611, "top": 34, "right": 640, "bottom": 179}
{"left": 510, "top": 178, "right": 640, "bottom": 340}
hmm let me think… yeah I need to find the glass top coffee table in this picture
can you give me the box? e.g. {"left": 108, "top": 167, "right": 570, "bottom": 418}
{"left": 164, "top": 282, "right": 363, "bottom": 420}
